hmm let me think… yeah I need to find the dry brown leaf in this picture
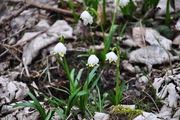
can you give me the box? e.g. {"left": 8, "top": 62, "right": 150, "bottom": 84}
{"left": 157, "top": 105, "right": 172, "bottom": 120}
{"left": 175, "top": 18, "right": 180, "bottom": 31}
{"left": 145, "top": 28, "right": 172, "bottom": 50}
{"left": 156, "top": 0, "right": 174, "bottom": 16}
{"left": 134, "top": 112, "right": 160, "bottom": 120}
{"left": 173, "top": 34, "right": 180, "bottom": 47}
{"left": 136, "top": 75, "right": 149, "bottom": 91}
{"left": 167, "top": 83, "right": 180, "bottom": 108}
{"left": 175, "top": 0, "right": 180, "bottom": 12}
{"left": 94, "top": 112, "right": 110, "bottom": 120}
{"left": 122, "top": 38, "right": 138, "bottom": 47}
{"left": 173, "top": 109, "right": 180, "bottom": 119}
{"left": 122, "top": 60, "right": 140, "bottom": 73}
{"left": 132, "top": 27, "right": 146, "bottom": 47}
{"left": 129, "top": 45, "right": 175, "bottom": 66}
{"left": 0, "top": 61, "right": 9, "bottom": 72}
{"left": 0, "top": 72, "right": 29, "bottom": 106}
{"left": 132, "top": 27, "right": 172, "bottom": 50}
{"left": 18, "top": 20, "right": 73, "bottom": 65}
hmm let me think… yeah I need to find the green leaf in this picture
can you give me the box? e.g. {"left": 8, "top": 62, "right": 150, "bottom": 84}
{"left": 68, "top": 0, "right": 78, "bottom": 23}
{"left": 14, "top": 90, "right": 47, "bottom": 119}
{"left": 77, "top": 90, "right": 88, "bottom": 96}
{"left": 13, "top": 102, "right": 36, "bottom": 109}
{"left": 45, "top": 110, "right": 55, "bottom": 120}
{"left": 26, "top": 91, "right": 46, "bottom": 119}
{"left": 51, "top": 86, "right": 70, "bottom": 95}
{"left": 37, "top": 91, "right": 59, "bottom": 107}
{"left": 165, "top": 0, "right": 172, "bottom": 25}
{"left": 52, "top": 95, "right": 66, "bottom": 107}
{"left": 77, "top": 54, "right": 89, "bottom": 57}
{"left": 108, "top": 90, "right": 116, "bottom": 105}
{"left": 155, "top": 25, "right": 174, "bottom": 39}
{"left": 65, "top": 88, "right": 81, "bottom": 115}
{"left": 84, "top": 66, "right": 99, "bottom": 90}
{"left": 70, "top": 68, "right": 75, "bottom": 82}
{"left": 55, "top": 109, "right": 65, "bottom": 119}
{"left": 90, "top": 70, "right": 103, "bottom": 91}
{"left": 117, "top": 81, "right": 126, "bottom": 103}
{"left": 103, "top": 25, "right": 118, "bottom": 61}
{"left": 74, "top": 68, "right": 84, "bottom": 87}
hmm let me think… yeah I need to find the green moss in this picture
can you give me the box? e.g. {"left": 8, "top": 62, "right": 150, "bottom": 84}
{"left": 110, "top": 105, "right": 143, "bottom": 120}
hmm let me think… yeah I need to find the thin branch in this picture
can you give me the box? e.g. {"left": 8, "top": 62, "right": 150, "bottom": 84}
{"left": 12, "top": 29, "right": 48, "bottom": 47}
{"left": 143, "top": 91, "right": 160, "bottom": 113}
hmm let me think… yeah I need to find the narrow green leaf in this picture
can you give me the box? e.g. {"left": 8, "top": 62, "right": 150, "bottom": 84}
{"left": 52, "top": 95, "right": 66, "bottom": 107}
{"left": 74, "top": 68, "right": 84, "bottom": 87}
{"left": 55, "top": 109, "right": 65, "bottom": 119}
{"left": 13, "top": 102, "right": 36, "bottom": 109}
{"left": 77, "top": 90, "right": 88, "bottom": 96}
{"left": 104, "top": 25, "right": 118, "bottom": 58}
{"left": 90, "top": 70, "right": 103, "bottom": 91}
{"left": 51, "top": 86, "right": 70, "bottom": 95}
{"left": 108, "top": 90, "right": 116, "bottom": 105}
{"left": 70, "top": 68, "right": 75, "bottom": 82}
{"left": 117, "top": 81, "right": 125, "bottom": 102}
{"left": 165, "top": 0, "right": 171, "bottom": 25}
{"left": 45, "top": 110, "right": 55, "bottom": 120}
{"left": 68, "top": 0, "right": 78, "bottom": 23}
{"left": 25, "top": 90, "right": 47, "bottom": 119}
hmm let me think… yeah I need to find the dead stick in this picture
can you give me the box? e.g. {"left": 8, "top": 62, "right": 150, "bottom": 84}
{"left": 26, "top": 1, "right": 80, "bottom": 16}
{"left": 13, "top": 29, "right": 48, "bottom": 47}
{"left": 9, "top": 0, "right": 80, "bottom": 16}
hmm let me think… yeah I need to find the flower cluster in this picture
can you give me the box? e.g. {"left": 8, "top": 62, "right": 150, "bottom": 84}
{"left": 53, "top": 10, "right": 118, "bottom": 67}
{"left": 53, "top": 42, "right": 118, "bottom": 67}
{"left": 86, "top": 52, "right": 118, "bottom": 67}
{"left": 80, "top": 11, "right": 93, "bottom": 25}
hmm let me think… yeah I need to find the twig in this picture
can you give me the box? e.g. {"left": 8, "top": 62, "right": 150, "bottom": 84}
{"left": 26, "top": 1, "right": 79, "bottom": 16}
{"left": 155, "top": 37, "right": 173, "bottom": 75}
{"left": 0, "top": 49, "right": 9, "bottom": 58}
{"left": 143, "top": 91, "right": 160, "bottom": 113}
{"left": 141, "top": 7, "right": 155, "bottom": 20}
{"left": 13, "top": 29, "right": 48, "bottom": 47}
{"left": 23, "top": 57, "right": 30, "bottom": 77}
{"left": 66, "top": 113, "right": 72, "bottom": 120}
{"left": 9, "top": 0, "right": 80, "bottom": 16}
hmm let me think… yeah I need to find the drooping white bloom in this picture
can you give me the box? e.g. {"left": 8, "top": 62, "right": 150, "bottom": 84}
{"left": 80, "top": 11, "right": 93, "bottom": 25}
{"left": 106, "top": 52, "right": 118, "bottom": 63}
{"left": 87, "top": 55, "right": 99, "bottom": 67}
{"left": 53, "top": 42, "right": 67, "bottom": 57}
{"left": 115, "top": 0, "right": 130, "bottom": 7}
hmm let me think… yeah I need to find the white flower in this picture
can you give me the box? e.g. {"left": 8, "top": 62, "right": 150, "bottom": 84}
{"left": 115, "top": 0, "right": 129, "bottom": 7}
{"left": 87, "top": 55, "right": 99, "bottom": 67}
{"left": 53, "top": 42, "right": 67, "bottom": 57}
{"left": 106, "top": 52, "right": 118, "bottom": 63}
{"left": 80, "top": 11, "right": 93, "bottom": 25}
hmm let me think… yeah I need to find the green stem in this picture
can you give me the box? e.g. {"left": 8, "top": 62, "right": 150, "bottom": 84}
{"left": 96, "top": 85, "right": 102, "bottom": 112}
{"left": 89, "top": 8, "right": 106, "bottom": 43}
{"left": 103, "top": 0, "right": 106, "bottom": 25}
{"left": 115, "top": 48, "right": 120, "bottom": 105}
{"left": 54, "top": 55, "right": 75, "bottom": 91}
